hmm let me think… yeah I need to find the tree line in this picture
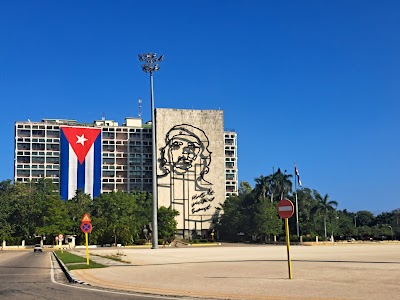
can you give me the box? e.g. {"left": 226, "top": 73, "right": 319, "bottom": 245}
{"left": 1, "top": 168, "right": 399, "bottom": 246}
{"left": 215, "top": 169, "right": 399, "bottom": 242}
{"left": 0, "top": 179, "right": 178, "bottom": 246}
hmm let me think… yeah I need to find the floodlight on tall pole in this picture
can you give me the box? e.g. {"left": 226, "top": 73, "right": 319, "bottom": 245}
{"left": 138, "top": 52, "right": 164, "bottom": 249}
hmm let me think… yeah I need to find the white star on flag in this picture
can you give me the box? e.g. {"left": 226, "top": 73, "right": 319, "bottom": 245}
{"left": 76, "top": 134, "right": 88, "bottom": 146}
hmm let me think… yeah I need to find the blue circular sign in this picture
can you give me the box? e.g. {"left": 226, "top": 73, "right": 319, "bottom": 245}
{"left": 80, "top": 222, "right": 92, "bottom": 233}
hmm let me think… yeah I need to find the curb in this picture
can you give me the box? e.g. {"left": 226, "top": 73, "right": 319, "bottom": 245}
{"left": 52, "top": 251, "right": 90, "bottom": 285}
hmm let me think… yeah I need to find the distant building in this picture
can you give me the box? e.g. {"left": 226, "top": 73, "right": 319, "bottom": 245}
{"left": 14, "top": 109, "right": 238, "bottom": 235}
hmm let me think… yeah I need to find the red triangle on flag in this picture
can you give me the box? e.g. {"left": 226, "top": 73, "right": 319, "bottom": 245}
{"left": 61, "top": 126, "right": 101, "bottom": 164}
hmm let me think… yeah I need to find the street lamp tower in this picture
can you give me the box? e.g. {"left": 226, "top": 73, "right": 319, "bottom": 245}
{"left": 388, "top": 225, "right": 393, "bottom": 240}
{"left": 138, "top": 52, "right": 164, "bottom": 249}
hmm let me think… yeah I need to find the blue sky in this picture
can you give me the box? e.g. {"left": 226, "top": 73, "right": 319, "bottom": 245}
{"left": 1, "top": 1, "right": 399, "bottom": 215}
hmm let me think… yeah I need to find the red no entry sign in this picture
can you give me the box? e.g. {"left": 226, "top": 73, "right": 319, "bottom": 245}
{"left": 278, "top": 199, "right": 294, "bottom": 219}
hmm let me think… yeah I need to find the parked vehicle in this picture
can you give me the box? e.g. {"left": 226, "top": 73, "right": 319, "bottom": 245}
{"left": 33, "top": 244, "right": 42, "bottom": 252}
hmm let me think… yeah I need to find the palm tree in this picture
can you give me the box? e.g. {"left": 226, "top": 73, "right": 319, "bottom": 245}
{"left": 266, "top": 172, "right": 276, "bottom": 203}
{"left": 272, "top": 169, "right": 293, "bottom": 201}
{"left": 254, "top": 175, "right": 270, "bottom": 201}
{"left": 311, "top": 193, "right": 338, "bottom": 240}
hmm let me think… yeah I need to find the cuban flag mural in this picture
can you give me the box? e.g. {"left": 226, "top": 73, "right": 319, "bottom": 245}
{"left": 60, "top": 126, "right": 102, "bottom": 200}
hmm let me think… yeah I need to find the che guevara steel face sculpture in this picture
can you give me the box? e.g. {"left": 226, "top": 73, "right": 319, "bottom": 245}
{"left": 158, "top": 124, "right": 215, "bottom": 215}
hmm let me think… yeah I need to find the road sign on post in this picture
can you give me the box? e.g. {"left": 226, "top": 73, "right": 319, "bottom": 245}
{"left": 81, "top": 213, "right": 91, "bottom": 223}
{"left": 278, "top": 199, "right": 294, "bottom": 219}
{"left": 80, "top": 222, "right": 93, "bottom": 233}
{"left": 81, "top": 213, "right": 92, "bottom": 265}
{"left": 277, "top": 198, "right": 294, "bottom": 279}
{"left": 58, "top": 234, "right": 64, "bottom": 253}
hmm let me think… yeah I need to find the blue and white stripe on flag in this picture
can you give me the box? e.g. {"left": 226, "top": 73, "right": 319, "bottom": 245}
{"left": 60, "top": 126, "right": 102, "bottom": 200}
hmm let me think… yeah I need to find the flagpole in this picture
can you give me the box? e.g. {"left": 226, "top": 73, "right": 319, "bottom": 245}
{"left": 294, "top": 164, "right": 300, "bottom": 238}
{"left": 295, "top": 190, "right": 299, "bottom": 237}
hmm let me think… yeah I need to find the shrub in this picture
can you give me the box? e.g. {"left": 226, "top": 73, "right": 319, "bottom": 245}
{"left": 135, "top": 239, "right": 147, "bottom": 245}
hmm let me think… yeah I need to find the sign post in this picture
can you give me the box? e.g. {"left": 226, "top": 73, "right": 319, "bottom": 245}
{"left": 80, "top": 213, "right": 92, "bottom": 265}
{"left": 85, "top": 232, "right": 89, "bottom": 265}
{"left": 58, "top": 234, "right": 64, "bottom": 254}
{"left": 278, "top": 199, "right": 294, "bottom": 279}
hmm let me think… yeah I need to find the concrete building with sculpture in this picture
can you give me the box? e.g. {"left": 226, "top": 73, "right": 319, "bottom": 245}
{"left": 14, "top": 108, "right": 238, "bottom": 237}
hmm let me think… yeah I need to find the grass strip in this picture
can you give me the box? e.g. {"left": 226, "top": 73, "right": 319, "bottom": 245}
{"left": 66, "top": 261, "right": 106, "bottom": 270}
{"left": 55, "top": 250, "right": 107, "bottom": 270}
{"left": 55, "top": 250, "right": 87, "bottom": 263}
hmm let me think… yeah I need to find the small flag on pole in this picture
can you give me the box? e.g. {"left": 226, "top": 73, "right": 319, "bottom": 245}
{"left": 295, "top": 165, "right": 302, "bottom": 187}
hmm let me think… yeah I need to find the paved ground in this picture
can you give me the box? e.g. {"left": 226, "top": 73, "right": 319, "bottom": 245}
{"left": 68, "top": 243, "right": 400, "bottom": 300}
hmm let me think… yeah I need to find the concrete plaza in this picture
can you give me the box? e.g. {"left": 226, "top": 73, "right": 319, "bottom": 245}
{"left": 69, "top": 243, "right": 400, "bottom": 300}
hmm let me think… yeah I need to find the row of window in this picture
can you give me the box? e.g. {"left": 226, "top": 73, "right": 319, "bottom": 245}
{"left": 16, "top": 151, "right": 59, "bottom": 156}
{"left": 16, "top": 164, "right": 151, "bottom": 171}
{"left": 17, "top": 124, "right": 234, "bottom": 139}
{"left": 17, "top": 157, "right": 60, "bottom": 164}
{"left": 17, "top": 126, "right": 154, "bottom": 138}
{"left": 16, "top": 137, "right": 60, "bottom": 143}
{"left": 102, "top": 184, "right": 152, "bottom": 193}
{"left": 17, "top": 144, "right": 59, "bottom": 151}
{"left": 102, "top": 178, "right": 152, "bottom": 183}
{"left": 17, "top": 138, "right": 233, "bottom": 149}
{"left": 102, "top": 127, "right": 151, "bottom": 133}
{"left": 224, "top": 133, "right": 236, "bottom": 138}
{"left": 16, "top": 164, "right": 59, "bottom": 170}
{"left": 13, "top": 163, "right": 152, "bottom": 170}
{"left": 16, "top": 170, "right": 58, "bottom": 177}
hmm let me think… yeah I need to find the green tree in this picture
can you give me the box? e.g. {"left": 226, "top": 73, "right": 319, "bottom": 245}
{"left": 311, "top": 193, "right": 338, "bottom": 240}
{"left": 238, "top": 181, "right": 252, "bottom": 196}
{"left": 253, "top": 198, "right": 281, "bottom": 240}
{"left": 357, "top": 225, "right": 373, "bottom": 240}
{"left": 32, "top": 178, "right": 70, "bottom": 242}
{"left": 265, "top": 173, "right": 275, "bottom": 203}
{"left": 270, "top": 169, "right": 293, "bottom": 201}
{"left": 216, "top": 195, "right": 245, "bottom": 241}
{"left": 91, "top": 192, "right": 131, "bottom": 245}
{"left": 254, "top": 175, "right": 270, "bottom": 201}
{"left": 0, "top": 180, "right": 14, "bottom": 242}
{"left": 65, "top": 189, "right": 93, "bottom": 244}
{"left": 336, "top": 211, "right": 357, "bottom": 239}
{"left": 8, "top": 182, "right": 37, "bottom": 243}
{"left": 90, "top": 191, "right": 155, "bottom": 246}
{"left": 158, "top": 206, "right": 179, "bottom": 240}
{"left": 374, "top": 211, "right": 394, "bottom": 227}
{"left": 354, "top": 210, "right": 374, "bottom": 227}
{"left": 294, "top": 188, "right": 316, "bottom": 236}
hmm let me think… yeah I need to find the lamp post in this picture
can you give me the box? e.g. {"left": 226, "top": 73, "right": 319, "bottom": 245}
{"left": 138, "top": 52, "right": 164, "bottom": 249}
{"left": 388, "top": 225, "right": 393, "bottom": 240}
